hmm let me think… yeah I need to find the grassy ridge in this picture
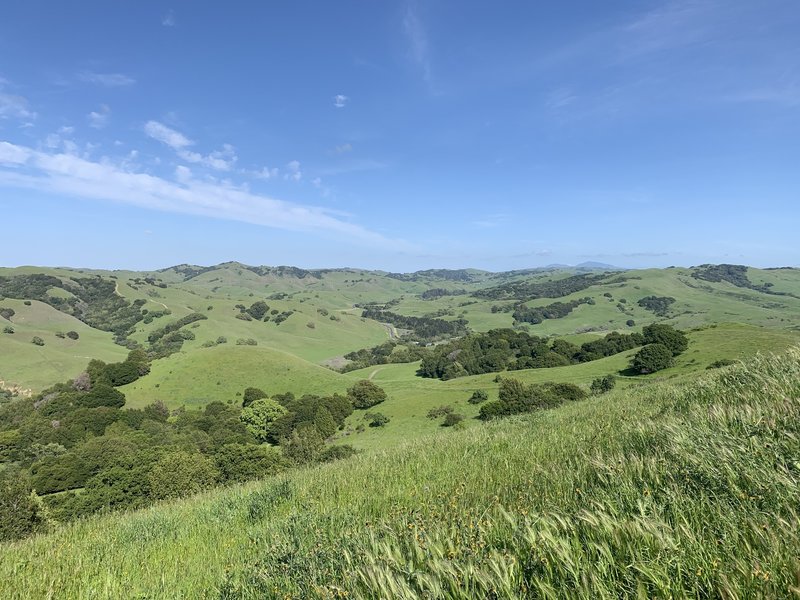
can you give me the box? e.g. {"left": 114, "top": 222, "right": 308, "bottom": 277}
{"left": 2, "top": 348, "right": 798, "bottom": 598}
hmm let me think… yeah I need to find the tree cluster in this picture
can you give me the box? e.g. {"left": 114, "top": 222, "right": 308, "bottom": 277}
{"left": 629, "top": 324, "right": 689, "bottom": 374}
{"left": 478, "top": 378, "right": 587, "bottom": 420}
{"left": 420, "top": 288, "right": 467, "bottom": 300}
{"left": 360, "top": 308, "right": 468, "bottom": 342}
{"left": 340, "top": 341, "right": 429, "bottom": 372}
{"left": 473, "top": 273, "right": 606, "bottom": 302}
{"left": 512, "top": 297, "right": 593, "bottom": 325}
{"left": 691, "top": 264, "right": 781, "bottom": 295}
{"left": 417, "top": 328, "right": 649, "bottom": 380}
{"left": 636, "top": 296, "right": 675, "bottom": 316}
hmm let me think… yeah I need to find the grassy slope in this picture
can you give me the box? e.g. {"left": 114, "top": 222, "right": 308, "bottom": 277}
{"left": 388, "top": 267, "right": 800, "bottom": 336}
{"left": 2, "top": 348, "right": 798, "bottom": 598}
{"left": 120, "top": 345, "right": 348, "bottom": 409}
{"left": 0, "top": 299, "right": 128, "bottom": 393}
{"left": 333, "top": 323, "right": 800, "bottom": 450}
{"left": 3, "top": 264, "right": 800, "bottom": 401}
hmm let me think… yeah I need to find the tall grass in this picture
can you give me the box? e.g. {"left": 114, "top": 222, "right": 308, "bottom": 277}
{"left": 2, "top": 349, "right": 800, "bottom": 598}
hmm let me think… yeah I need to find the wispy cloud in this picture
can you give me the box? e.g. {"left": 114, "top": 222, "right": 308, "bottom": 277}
{"left": 144, "top": 120, "right": 192, "bottom": 149}
{"left": 0, "top": 79, "right": 36, "bottom": 120}
{"left": 77, "top": 71, "right": 136, "bottom": 87}
{"left": 317, "top": 159, "right": 387, "bottom": 176}
{"left": 333, "top": 143, "right": 353, "bottom": 154}
{"left": 402, "top": 3, "right": 433, "bottom": 86}
{"left": 144, "top": 120, "right": 237, "bottom": 171}
{"left": 162, "top": 10, "right": 176, "bottom": 27}
{"left": 87, "top": 104, "right": 111, "bottom": 129}
{"left": 471, "top": 213, "right": 510, "bottom": 228}
{"left": 0, "top": 140, "right": 401, "bottom": 247}
{"left": 726, "top": 84, "right": 800, "bottom": 108}
{"left": 333, "top": 94, "right": 349, "bottom": 108}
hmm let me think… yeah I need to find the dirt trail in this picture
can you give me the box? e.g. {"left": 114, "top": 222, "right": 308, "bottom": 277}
{"left": 380, "top": 323, "right": 399, "bottom": 340}
{"left": 368, "top": 367, "right": 384, "bottom": 380}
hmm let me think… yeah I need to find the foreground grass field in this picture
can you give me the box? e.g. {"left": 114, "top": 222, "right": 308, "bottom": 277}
{"left": 2, "top": 348, "right": 798, "bottom": 598}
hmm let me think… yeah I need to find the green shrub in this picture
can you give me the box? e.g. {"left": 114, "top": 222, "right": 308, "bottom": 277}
{"left": 148, "top": 451, "right": 219, "bottom": 501}
{"left": 441, "top": 412, "right": 464, "bottom": 427}
{"left": 365, "top": 412, "right": 390, "bottom": 427}
{"left": 631, "top": 343, "right": 674, "bottom": 374}
{"left": 426, "top": 405, "right": 453, "bottom": 419}
{"left": 468, "top": 390, "right": 488, "bottom": 404}
{"left": 642, "top": 324, "right": 688, "bottom": 355}
{"left": 347, "top": 380, "right": 387, "bottom": 409}
{"left": 31, "top": 336, "right": 45, "bottom": 346}
{"left": 0, "top": 470, "right": 52, "bottom": 542}
{"left": 590, "top": 375, "right": 617, "bottom": 394}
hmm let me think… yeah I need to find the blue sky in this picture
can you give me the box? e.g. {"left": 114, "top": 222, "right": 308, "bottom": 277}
{"left": 1, "top": 1, "right": 798, "bottom": 271}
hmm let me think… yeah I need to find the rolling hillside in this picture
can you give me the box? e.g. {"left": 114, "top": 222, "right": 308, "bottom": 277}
{"left": 3, "top": 263, "right": 799, "bottom": 399}
{"left": 2, "top": 348, "right": 798, "bottom": 598}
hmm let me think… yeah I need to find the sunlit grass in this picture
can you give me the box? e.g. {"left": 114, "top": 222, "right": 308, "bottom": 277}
{"left": 2, "top": 347, "right": 799, "bottom": 598}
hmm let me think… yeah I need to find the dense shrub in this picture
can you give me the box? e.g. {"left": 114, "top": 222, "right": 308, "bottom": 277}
{"left": 365, "top": 412, "right": 390, "bottom": 427}
{"left": 214, "top": 444, "right": 285, "bottom": 484}
{"left": 468, "top": 390, "right": 489, "bottom": 404}
{"left": 281, "top": 425, "right": 324, "bottom": 465}
{"left": 590, "top": 375, "right": 616, "bottom": 394}
{"left": 347, "top": 380, "right": 388, "bottom": 409}
{"left": 148, "top": 451, "right": 219, "bottom": 500}
{"left": 441, "top": 412, "right": 464, "bottom": 427}
{"left": 0, "top": 470, "right": 51, "bottom": 542}
{"left": 631, "top": 344, "right": 674, "bottom": 374}
{"left": 642, "top": 324, "right": 688, "bottom": 355}
{"left": 479, "top": 378, "right": 586, "bottom": 420}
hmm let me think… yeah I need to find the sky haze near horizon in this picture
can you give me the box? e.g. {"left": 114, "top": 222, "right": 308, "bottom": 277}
{"left": 1, "top": 0, "right": 798, "bottom": 271}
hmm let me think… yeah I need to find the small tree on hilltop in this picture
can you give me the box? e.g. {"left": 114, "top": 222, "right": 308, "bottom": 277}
{"left": 631, "top": 344, "right": 674, "bottom": 374}
{"left": 347, "top": 380, "right": 387, "bottom": 409}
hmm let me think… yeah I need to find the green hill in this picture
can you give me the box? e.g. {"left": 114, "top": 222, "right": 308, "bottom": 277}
{"left": 2, "top": 348, "right": 798, "bottom": 598}
{"left": 3, "top": 263, "right": 800, "bottom": 399}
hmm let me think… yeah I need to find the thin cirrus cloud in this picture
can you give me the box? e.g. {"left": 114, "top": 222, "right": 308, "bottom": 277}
{"left": 402, "top": 4, "right": 433, "bottom": 86}
{"left": 333, "top": 94, "right": 349, "bottom": 108}
{"left": 77, "top": 71, "right": 136, "bottom": 87}
{"left": 0, "top": 140, "right": 402, "bottom": 248}
{"left": 144, "top": 120, "right": 237, "bottom": 171}
{"left": 0, "top": 79, "right": 36, "bottom": 120}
